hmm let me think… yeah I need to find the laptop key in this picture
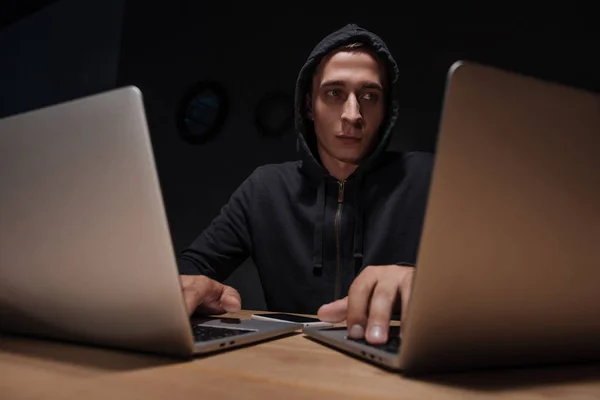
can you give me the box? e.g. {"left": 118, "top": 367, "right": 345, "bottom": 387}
{"left": 192, "top": 325, "right": 255, "bottom": 342}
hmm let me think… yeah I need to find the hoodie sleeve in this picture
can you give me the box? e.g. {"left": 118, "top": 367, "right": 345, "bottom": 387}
{"left": 176, "top": 172, "right": 255, "bottom": 282}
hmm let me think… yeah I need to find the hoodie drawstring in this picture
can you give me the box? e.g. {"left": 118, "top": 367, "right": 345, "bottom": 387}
{"left": 311, "top": 178, "right": 326, "bottom": 273}
{"left": 353, "top": 175, "right": 365, "bottom": 274}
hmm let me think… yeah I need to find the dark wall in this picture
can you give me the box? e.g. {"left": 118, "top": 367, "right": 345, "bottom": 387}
{"left": 0, "top": 0, "right": 124, "bottom": 119}
{"left": 117, "top": 5, "right": 599, "bottom": 309}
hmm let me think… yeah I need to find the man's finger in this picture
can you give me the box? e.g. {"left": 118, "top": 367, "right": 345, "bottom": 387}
{"left": 179, "top": 275, "right": 237, "bottom": 316}
{"left": 197, "top": 283, "right": 241, "bottom": 315}
{"left": 182, "top": 289, "right": 203, "bottom": 316}
{"left": 180, "top": 276, "right": 213, "bottom": 315}
{"left": 365, "top": 279, "right": 399, "bottom": 344}
{"left": 346, "top": 272, "right": 378, "bottom": 339}
{"left": 179, "top": 275, "right": 197, "bottom": 289}
{"left": 317, "top": 297, "right": 348, "bottom": 323}
{"left": 195, "top": 301, "right": 227, "bottom": 315}
{"left": 399, "top": 269, "right": 414, "bottom": 336}
{"left": 220, "top": 285, "right": 242, "bottom": 313}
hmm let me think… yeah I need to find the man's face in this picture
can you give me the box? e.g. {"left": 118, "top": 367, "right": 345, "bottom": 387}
{"left": 309, "top": 49, "right": 386, "bottom": 166}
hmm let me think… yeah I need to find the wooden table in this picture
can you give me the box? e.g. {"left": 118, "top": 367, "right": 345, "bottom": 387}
{"left": 2, "top": 311, "right": 600, "bottom": 399}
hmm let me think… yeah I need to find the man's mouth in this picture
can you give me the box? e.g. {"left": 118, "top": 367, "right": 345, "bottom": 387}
{"left": 336, "top": 135, "right": 361, "bottom": 142}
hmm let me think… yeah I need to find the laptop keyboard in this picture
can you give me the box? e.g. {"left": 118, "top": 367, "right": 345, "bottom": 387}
{"left": 192, "top": 324, "right": 255, "bottom": 342}
{"left": 347, "top": 326, "right": 401, "bottom": 353}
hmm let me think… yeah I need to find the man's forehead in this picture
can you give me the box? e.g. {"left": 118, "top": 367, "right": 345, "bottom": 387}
{"left": 313, "top": 49, "right": 385, "bottom": 87}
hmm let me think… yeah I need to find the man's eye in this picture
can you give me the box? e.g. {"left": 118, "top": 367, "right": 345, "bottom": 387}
{"left": 327, "top": 89, "right": 341, "bottom": 97}
{"left": 362, "top": 93, "right": 378, "bottom": 101}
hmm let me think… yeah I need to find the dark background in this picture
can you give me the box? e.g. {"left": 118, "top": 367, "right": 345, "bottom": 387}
{"left": 1, "top": 0, "right": 598, "bottom": 309}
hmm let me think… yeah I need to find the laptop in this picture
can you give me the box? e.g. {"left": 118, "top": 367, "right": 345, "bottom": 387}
{"left": 0, "top": 87, "right": 300, "bottom": 358}
{"left": 303, "top": 60, "right": 600, "bottom": 375}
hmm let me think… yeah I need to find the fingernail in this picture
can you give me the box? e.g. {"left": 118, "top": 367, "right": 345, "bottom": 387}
{"left": 368, "top": 325, "right": 386, "bottom": 342}
{"left": 348, "top": 324, "right": 365, "bottom": 338}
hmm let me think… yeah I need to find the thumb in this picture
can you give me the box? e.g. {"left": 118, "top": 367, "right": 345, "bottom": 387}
{"left": 220, "top": 284, "right": 242, "bottom": 313}
{"left": 317, "top": 297, "right": 348, "bottom": 323}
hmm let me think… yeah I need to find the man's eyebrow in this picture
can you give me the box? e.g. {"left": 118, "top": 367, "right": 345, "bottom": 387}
{"left": 362, "top": 82, "right": 383, "bottom": 91}
{"left": 320, "top": 80, "right": 383, "bottom": 91}
{"left": 320, "top": 80, "right": 345, "bottom": 88}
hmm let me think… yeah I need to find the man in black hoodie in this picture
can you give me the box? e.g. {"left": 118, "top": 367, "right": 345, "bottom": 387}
{"left": 177, "top": 24, "right": 434, "bottom": 345}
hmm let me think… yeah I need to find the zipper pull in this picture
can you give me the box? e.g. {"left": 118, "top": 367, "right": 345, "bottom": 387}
{"left": 338, "top": 180, "right": 345, "bottom": 203}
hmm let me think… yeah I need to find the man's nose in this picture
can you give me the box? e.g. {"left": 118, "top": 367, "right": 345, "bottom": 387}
{"left": 341, "top": 95, "right": 363, "bottom": 128}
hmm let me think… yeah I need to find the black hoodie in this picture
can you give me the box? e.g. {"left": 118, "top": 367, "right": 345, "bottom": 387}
{"left": 177, "top": 24, "right": 434, "bottom": 314}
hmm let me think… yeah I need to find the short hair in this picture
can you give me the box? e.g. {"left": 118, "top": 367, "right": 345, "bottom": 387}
{"left": 341, "top": 42, "right": 366, "bottom": 50}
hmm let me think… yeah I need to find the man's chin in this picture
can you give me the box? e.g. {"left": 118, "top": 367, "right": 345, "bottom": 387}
{"left": 335, "top": 154, "right": 363, "bottom": 165}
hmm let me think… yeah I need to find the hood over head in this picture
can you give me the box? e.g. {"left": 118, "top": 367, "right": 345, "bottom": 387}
{"left": 294, "top": 23, "right": 400, "bottom": 180}
{"left": 293, "top": 24, "right": 401, "bottom": 277}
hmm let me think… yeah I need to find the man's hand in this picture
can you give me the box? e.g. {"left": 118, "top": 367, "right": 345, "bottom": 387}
{"left": 317, "top": 265, "right": 415, "bottom": 344}
{"left": 180, "top": 275, "right": 242, "bottom": 316}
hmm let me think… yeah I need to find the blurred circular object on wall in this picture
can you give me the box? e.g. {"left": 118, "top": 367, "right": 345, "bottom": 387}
{"left": 176, "top": 80, "right": 229, "bottom": 145}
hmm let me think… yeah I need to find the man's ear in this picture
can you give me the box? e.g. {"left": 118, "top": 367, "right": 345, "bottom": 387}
{"left": 305, "top": 93, "right": 313, "bottom": 120}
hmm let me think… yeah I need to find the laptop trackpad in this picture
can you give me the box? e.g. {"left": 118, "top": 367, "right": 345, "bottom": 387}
{"left": 324, "top": 326, "right": 402, "bottom": 353}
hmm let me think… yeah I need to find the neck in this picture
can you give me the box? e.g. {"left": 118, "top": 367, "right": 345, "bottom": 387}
{"left": 318, "top": 148, "right": 358, "bottom": 181}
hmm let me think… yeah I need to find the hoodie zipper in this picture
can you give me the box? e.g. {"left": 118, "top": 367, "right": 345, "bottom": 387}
{"left": 334, "top": 180, "right": 346, "bottom": 300}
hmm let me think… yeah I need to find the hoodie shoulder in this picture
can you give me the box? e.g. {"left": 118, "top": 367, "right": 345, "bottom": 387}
{"left": 401, "top": 151, "right": 435, "bottom": 195}
{"left": 249, "top": 161, "right": 302, "bottom": 185}
{"left": 404, "top": 151, "right": 435, "bottom": 170}
{"left": 403, "top": 151, "right": 435, "bottom": 179}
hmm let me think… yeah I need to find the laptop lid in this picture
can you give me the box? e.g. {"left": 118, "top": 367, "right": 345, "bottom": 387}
{"left": 0, "top": 87, "right": 195, "bottom": 356}
{"left": 398, "top": 60, "right": 600, "bottom": 374}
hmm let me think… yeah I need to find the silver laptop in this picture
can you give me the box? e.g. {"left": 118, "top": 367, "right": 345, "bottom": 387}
{"left": 304, "top": 60, "right": 600, "bottom": 375}
{"left": 0, "top": 87, "right": 300, "bottom": 358}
